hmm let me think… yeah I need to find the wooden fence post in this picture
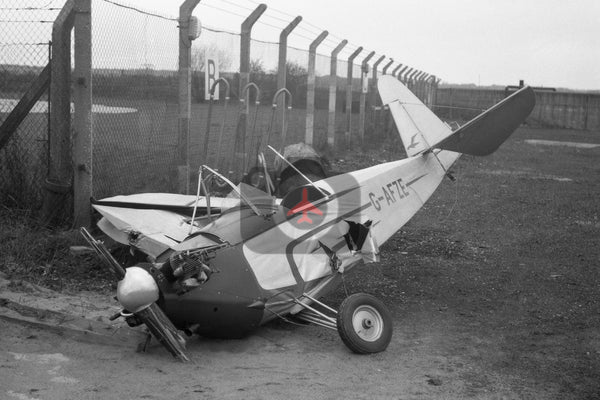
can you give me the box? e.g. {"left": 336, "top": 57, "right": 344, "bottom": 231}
{"left": 72, "top": 0, "right": 92, "bottom": 228}
{"left": 177, "top": 0, "right": 201, "bottom": 194}
{"left": 43, "top": 0, "right": 74, "bottom": 225}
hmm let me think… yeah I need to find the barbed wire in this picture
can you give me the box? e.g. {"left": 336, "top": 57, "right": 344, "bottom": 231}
{"left": 0, "top": 0, "right": 58, "bottom": 10}
{"left": 0, "top": 19, "right": 53, "bottom": 23}
{"left": 202, "top": 0, "right": 366, "bottom": 56}
{"left": 0, "top": 6, "right": 60, "bottom": 10}
{"left": 0, "top": 42, "right": 50, "bottom": 46}
{"left": 100, "top": 0, "right": 178, "bottom": 22}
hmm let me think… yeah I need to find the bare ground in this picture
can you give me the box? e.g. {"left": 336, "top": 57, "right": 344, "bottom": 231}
{"left": 1, "top": 127, "right": 600, "bottom": 399}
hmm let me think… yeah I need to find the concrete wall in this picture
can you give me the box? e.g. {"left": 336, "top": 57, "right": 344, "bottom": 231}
{"left": 435, "top": 87, "right": 600, "bottom": 131}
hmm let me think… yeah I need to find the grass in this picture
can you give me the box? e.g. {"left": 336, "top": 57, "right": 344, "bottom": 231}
{"left": 0, "top": 207, "right": 115, "bottom": 293}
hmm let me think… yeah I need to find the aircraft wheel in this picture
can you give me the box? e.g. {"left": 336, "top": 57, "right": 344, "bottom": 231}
{"left": 337, "top": 293, "right": 393, "bottom": 354}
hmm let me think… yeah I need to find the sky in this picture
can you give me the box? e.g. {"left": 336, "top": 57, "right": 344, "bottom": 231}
{"left": 119, "top": 0, "right": 600, "bottom": 90}
{"left": 2, "top": 0, "right": 599, "bottom": 90}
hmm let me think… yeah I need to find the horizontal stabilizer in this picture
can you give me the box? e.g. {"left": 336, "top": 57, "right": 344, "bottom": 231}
{"left": 433, "top": 86, "right": 536, "bottom": 156}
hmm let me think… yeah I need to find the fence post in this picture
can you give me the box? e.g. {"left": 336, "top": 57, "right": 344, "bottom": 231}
{"left": 72, "top": 0, "right": 92, "bottom": 228}
{"left": 423, "top": 74, "right": 433, "bottom": 107}
{"left": 398, "top": 66, "right": 409, "bottom": 83}
{"left": 277, "top": 15, "right": 302, "bottom": 139}
{"left": 177, "top": 0, "right": 201, "bottom": 194}
{"left": 345, "top": 46, "right": 362, "bottom": 146}
{"left": 392, "top": 64, "right": 402, "bottom": 78}
{"left": 370, "top": 55, "right": 386, "bottom": 137}
{"left": 420, "top": 73, "right": 430, "bottom": 103}
{"left": 327, "top": 40, "right": 347, "bottom": 147}
{"left": 407, "top": 69, "right": 418, "bottom": 89}
{"left": 240, "top": 4, "right": 267, "bottom": 100}
{"left": 382, "top": 58, "right": 394, "bottom": 75}
{"left": 415, "top": 72, "right": 425, "bottom": 99}
{"left": 405, "top": 68, "right": 419, "bottom": 84}
{"left": 430, "top": 75, "right": 438, "bottom": 109}
{"left": 43, "top": 0, "right": 74, "bottom": 224}
{"left": 434, "top": 77, "right": 441, "bottom": 114}
{"left": 372, "top": 55, "right": 386, "bottom": 83}
{"left": 305, "top": 30, "right": 328, "bottom": 146}
{"left": 584, "top": 94, "right": 590, "bottom": 130}
{"left": 358, "top": 51, "right": 375, "bottom": 142}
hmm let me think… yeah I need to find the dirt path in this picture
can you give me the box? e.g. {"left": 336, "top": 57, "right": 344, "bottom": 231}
{"left": 0, "top": 300, "right": 532, "bottom": 400}
{"left": 1, "top": 275, "right": 594, "bottom": 400}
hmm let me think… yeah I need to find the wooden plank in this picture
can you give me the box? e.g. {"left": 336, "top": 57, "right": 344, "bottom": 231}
{"left": 0, "top": 63, "right": 50, "bottom": 151}
{"left": 0, "top": 297, "right": 146, "bottom": 348}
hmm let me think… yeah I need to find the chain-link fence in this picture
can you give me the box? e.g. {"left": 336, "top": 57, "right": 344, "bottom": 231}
{"left": 91, "top": 0, "right": 180, "bottom": 199}
{"left": 0, "top": 0, "right": 58, "bottom": 210}
{"left": 188, "top": 22, "right": 384, "bottom": 181}
{"left": 1, "top": 0, "right": 437, "bottom": 215}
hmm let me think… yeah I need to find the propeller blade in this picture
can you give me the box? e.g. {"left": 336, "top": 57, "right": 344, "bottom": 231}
{"left": 135, "top": 303, "right": 190, "bottom": 362}
{"left": 80, "top": 228, "right": 191, "bottom": 362}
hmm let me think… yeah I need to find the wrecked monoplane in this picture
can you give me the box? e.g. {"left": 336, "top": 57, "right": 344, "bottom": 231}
{"left": 83, "top": 76, "right": 535, "bottom": 361}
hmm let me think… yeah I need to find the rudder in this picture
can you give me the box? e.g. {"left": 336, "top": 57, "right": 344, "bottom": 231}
{"left": 378, "top": 75, "right": 451, "bottom": 157}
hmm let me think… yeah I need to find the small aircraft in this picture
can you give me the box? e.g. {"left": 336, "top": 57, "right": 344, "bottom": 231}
{"left": 82, "top": 76, "right": 535, "bottom": 361}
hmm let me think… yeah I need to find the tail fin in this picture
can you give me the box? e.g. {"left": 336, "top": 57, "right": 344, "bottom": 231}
{"left": 378, "top": 75, "right": 451, "bottom": 157}
{"left": 378, "top": 76, "right": 536, "bottom": 157}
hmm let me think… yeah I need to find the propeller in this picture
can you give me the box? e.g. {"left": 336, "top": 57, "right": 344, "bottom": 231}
{"left": 81, "top": 228, "right": 190, "bottom": 362}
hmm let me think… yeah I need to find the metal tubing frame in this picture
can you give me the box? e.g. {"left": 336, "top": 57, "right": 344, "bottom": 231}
{"left": 293, "top": 294, "right": 337, "bottom": 331}
{"left": 305, "top": 30, "right": 329, "bottom": 146}
{"left": 327, "top": 39, "right": 347, "bottom": 147}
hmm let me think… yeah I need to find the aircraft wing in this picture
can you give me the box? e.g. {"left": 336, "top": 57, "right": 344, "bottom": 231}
{"left": 92, "top": 193, "right": 240, "bottom": 259}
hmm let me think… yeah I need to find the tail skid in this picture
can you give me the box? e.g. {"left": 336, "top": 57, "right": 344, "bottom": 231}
{"left": 378, "top": 76, "right": 536, "bottom": 157}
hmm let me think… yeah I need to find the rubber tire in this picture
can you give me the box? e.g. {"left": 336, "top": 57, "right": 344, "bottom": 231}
{"left": 337, "top": 293, "right": 393, "bottom": 354}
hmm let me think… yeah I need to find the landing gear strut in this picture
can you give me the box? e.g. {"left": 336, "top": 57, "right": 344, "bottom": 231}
{"left": 294, "top": 292, "right": 393, "bottom": 354}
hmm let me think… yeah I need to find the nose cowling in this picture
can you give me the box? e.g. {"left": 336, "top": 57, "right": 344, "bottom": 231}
{"left": 117, "top": 266, "right": 159, "bottom": 313}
